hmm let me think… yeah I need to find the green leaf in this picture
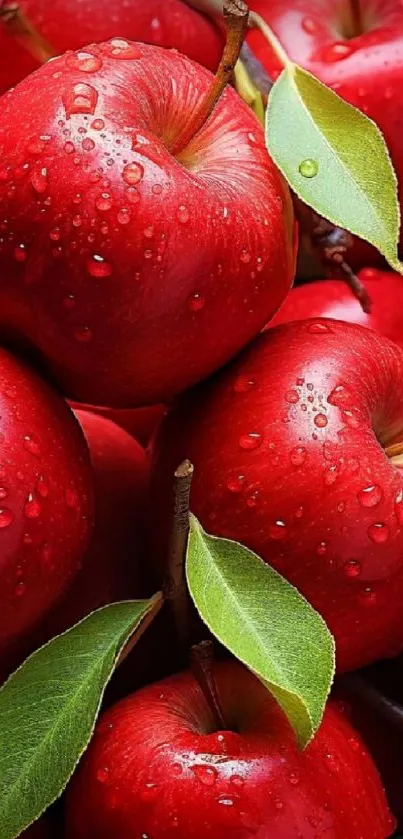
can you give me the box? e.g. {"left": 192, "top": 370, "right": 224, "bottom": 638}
{"left": 266, "top": 63, "right": 402, "bottom": 272}
{"left": 186, "top": 516, "right": 335, "bottom": 749}
{"left": 0, "top": 595, "right": 162, "bottom": 839}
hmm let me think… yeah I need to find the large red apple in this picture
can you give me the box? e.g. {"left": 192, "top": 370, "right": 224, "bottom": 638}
{"left": 247, "top": 0, "right": 403, "bottom": 266}
{"left": 0, "top": 0, "right": 223, "bottom": 93}
{"left": 270, "top": 269, "right": 403, "bottom": 346}
{"left": 152, "top": 319, "right": 403, "bottom": 672}
{"left": 65, "top": 660, "right": 394, "bottom": 838}
{"left": 0, "top": 347, "right": 93, "bottom": 661}
{"left": 0, "top": 40, "right": 296, "bottom": 407}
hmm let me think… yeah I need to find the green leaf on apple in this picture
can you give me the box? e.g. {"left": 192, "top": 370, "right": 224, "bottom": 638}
{"left": 266, "top": 64, "right": 402, "bottom": 273}
{"left": 0, "top": 595, "right": 162, "bottom": 839}
{"left": 186, "top": 516, "right": 335, "bottom": 750}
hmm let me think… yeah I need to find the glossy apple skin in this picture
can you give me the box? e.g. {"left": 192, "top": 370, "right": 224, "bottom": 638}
{"left": 152, "top": 319, "right": 403, "bottom": 672}
{"left": 70, "top": 401, "right": 167, "bottom": 447}
{"left": 65, "top": 661, "right": 393, "bottom": 839}
{"left": 248, "top": 0, "right": 403, "bottom": 265}
{"left": 0, "top": 41, "right": 296, "bottom": 407}
{"left": 0, "top": 0, "right": 223, "bottom": 93}
{"left": 270, "top": 269, "right": 403, "bottom": 346}
{"left": 0, "top": 348, "right": 93, "bottom": 658}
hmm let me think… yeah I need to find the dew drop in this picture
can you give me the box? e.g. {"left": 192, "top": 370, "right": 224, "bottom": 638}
{"left": 87, "top": 254, "right": 112, "bottom": 277}
{"left": 301, "top": 16, "right": 321, "bottom": 34}
{"left": 343, "top": 559, "right": 362, "bottom": 578}
{"left": 323, "top": 465, "right": 339, "bottom": 486}
{"left": 36, "top": 476, "right": 49, "bottom": 497}
{"left": 239, "top": 432, "right": 262, "bottom": 451}
{"left": 117, "top": 208, "right": 131, "bottom": 225}
{"left": 23, "top": 435, "right": 41, "bottom": 457}
{"left": 192, "top": 764, "right": 218, "bottom": 786}
{"left": 357, "top": 484, "right": 383, "bottom": 508}
{"left": 233, "top": 375, "right": 255, "bottom": 393}
{"left": 218, "top": 797, "right": 234, "bottom": 807}
{"left": 14, "top": 243, "right": 27, "bottom": 262}
{"left": 123, "top": 161, "right": 144, "bottom": 185}
{"left": 106, "top": 38, "right": 142, "bottom": 59}
{"left": 143, "top": 225, "right": 154, "bottom": 239}
{"left": 0, "top": 487, "right": 8, "bottom": 500}
{"left": 269, "top": 520, "right": 287, "bottom": 540}
{"left": 314, "top": 413, "right": 328, "bottom": 428}
{"left": 91, "top": 118, "right": 105, "bottom": 131}
{"left": 316, "top": 541, "right": 327, "bottom": 556}
{"left": 187, "top": 292, "right": 205, "bottom": 312}
{"left": 24, "top": 493, "right": 41, "bottom": 519}
{"left": 322, "top": 42, "right": 355, "bottom": 62}
{"left": 0, "top": 507, "right": 14, "bottom": 528}
{"left": 240, "top": 248, "right": 251, "bottom": 264}
{"left": 64, "top": 141, "right": 75, "bottom": 154}
{"left": 285, "top": 389, "right": 299, "bottom": 404}
{"left": 63, "top": 83, "right": 98, "bottom": 117}
{"left": 65, "top": 488, "right": 79, "bottom": 508}
{"left": 298, "top": 159, "right": 318, "bottom": 178}
{"left": 177, "top": 205, "right": 190, "bottom": 224}
{"left": 96, "top": 767, "right": 110, "bottom": 784}
{"left": 14, "top": 581, "right": 26, "bottom": 597}
{"left": 82, "top": 137, "right": 95, "bottom": 152}
{"left": 95, "top": 193, "right": 113, "bottom": 212}
{"left": 341, "top": 409, "right": 361, "bottom": 429}
{"left": 227, "top": 474, "right": 246, "bottom": 493}
{"left": 30, "top": 167, "right": 48, "bottom": 194}
{"left": 66, "top": 51, "right": 103, "bottom": 73}
{"left": 290, "top": 446, "right": 307, "bottom": 466}
{"left": 289, "top": 772, "right": 300, "bottom": 786}
{"left": 74, "top": 326, "right": 93, "bottom": 342}
{"left": 368, "top": 522, "right": 389, "bottom": 544}
{"left": 359, "top": 586, "right": 377, "bottom": 607}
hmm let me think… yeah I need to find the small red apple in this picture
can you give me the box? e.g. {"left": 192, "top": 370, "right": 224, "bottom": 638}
{"left": 0, "top": 347, "right": 93, "bottom": 661}
{"left": 247, "top": 0, "right": 403, "bottom": 266}
{"left": 270, "top": 269, "right": 403, "bottom": 347}
{"left": 0, "top": 40, "right": 296, "bottom": 407}
{"left": 152, "top": 319, "right": 403, "bottom": 672}
{"left": 65, "top": 660, "right": 394, "bottom": 838}
{"left": 0, "top": 0, "right": 223, "bottom": 93}
{"left": 69, "top": 401, "right": 167, "bottom": 447}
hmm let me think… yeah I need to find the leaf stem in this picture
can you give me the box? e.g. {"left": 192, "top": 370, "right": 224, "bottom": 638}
{"left": 248, "top": 10, "right": 291, "bottom": 70}
{"left": 0, "top": 2, "right": 56, "bottom": 63}
{"left": 170, "top": 0, "right": 249, "bottom": 156}
{"left": 164, "top": 460, "right": 194, "bottom": 653}
{"left": 191, "top": 640, "right": 227, "bottom": 730}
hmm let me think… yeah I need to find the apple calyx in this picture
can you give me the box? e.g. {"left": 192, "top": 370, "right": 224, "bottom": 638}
{"left": 191, "top": 640, "right": 228, "bottom": 731}
{"left": 0, "top": 1, "right": 55, "bottom": 63}
{"left": 170, "top": 0, "right": 249, "bottom": 156}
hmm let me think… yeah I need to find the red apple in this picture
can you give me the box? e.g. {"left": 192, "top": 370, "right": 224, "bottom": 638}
{"left": 0, "top": 347, "right": 93, "bottom": 661}
{"left": 247, "top": 0, "right": 403, "bottom": 267}
{"left": 152, "top": 319, "right": 403, "bottom": 672}
{"left": 69, "top": 401, "right": 167, "bottom": 447}
{"left": 0, "top": 40, "right": 296, "bottom": 407}
{"left": 0, "top": 0, "right": 223, "bottom": 93}
{"left": 270, "top": 269, "right": 403, "bottom": 347}
{"left": 65, "top": 660, "right": 394, "bottom": 838}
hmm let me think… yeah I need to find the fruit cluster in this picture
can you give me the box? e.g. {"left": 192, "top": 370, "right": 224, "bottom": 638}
{"left": 1, "top": 1, "right": 403, "bottom": 838}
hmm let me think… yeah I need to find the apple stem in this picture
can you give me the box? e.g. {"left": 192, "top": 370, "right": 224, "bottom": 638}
{"left": 0, "top": 2, "right": 56, "bottom": 64}
{"left": 341, "top": 672, "right": 403, "bottom": 734}
{"left": 170, "top": 0, "right": 249, "bottom": 157}
{"left": 348, "top": 0, "right": 363, "bottom": 38}
{"left": 164, "top": 460, "right": 194, "bottom": 653}
{"left": 385, "top": 441, "right": 403, "bottom": 460}
{"left": 191, "top": 641, "right": 227, "bottom": 730}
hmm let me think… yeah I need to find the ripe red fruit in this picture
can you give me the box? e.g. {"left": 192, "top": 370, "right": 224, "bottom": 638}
{"left": 0, "top": 41, "right": 296, "bottom": 407}
{"left": 65, "top": 661, "right": 393, "bottom": 838}
{"left": 0, "top": 0, "right": 223, "bottom": 93}
{"left": 270, "top": 269, "right": 403, "bottom": 347}
{"left": 247, "top": 0, "right": 403, "bottom": 265}
{"left": 70, "top": 402, "right": 167, "bottom": 447}
{"left": 152, "top": 319, "right": 403, "bottom": 672}
{"left": 0, "top": 348, "right": 93, "bottom": 660}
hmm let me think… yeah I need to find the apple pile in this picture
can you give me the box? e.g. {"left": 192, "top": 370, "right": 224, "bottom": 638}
{"left": 0, "top": 1, "right": 403, "bottom": 838}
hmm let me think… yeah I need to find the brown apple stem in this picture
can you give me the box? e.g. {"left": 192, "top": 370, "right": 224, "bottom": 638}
{"left": 170, "top": 0, "right": 249, "bottom": 156}
{"left": 0, "top": 2, "right": 56, "bottom": 63}
{"left": 164, "top": 460, "right": 194, "bottom": 652}
{"left": 191, "top": 641, "right": 227, "bottom": 730}
{"left": 341, "top": 673, "right": 403, "bottom": 734}
{"left": 348, "top": 0, "right": 363, "bottom": 38}
{"left": 385, "top": 441, "right": 403, "bottom": 459}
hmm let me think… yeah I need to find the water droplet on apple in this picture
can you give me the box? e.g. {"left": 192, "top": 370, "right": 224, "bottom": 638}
{"left": 233, "top": 375, "right": 255, "bottom": 393}
{"left": 239, "top": 432, "right": 262, "bottom": 451}
{"left": 72, "top": 215, "right": 82, "bottom": 228}
{"left": 91, "top": 118, "right": 105, "bottom": 131}
{"left": 290, "top": 446, "right": 307, "bottom": 466}
{"left": 230, "top": 775, "right": 245, "bottom": 787}
{"left": 289, "top": 771, "right": 300, "bottom": 785}
{"left": 14, "top": 581, "right": 26, "bottom": 597}
{"left": 227, "top": 474, "right": 246, "bottom": 493}
{"left": 63, "top": 294, "right": 76, "bottom": 309}
{"left": 0, "top": 507, "right": 14, "bottom": 528}
{"left": 96, "top": 767, "right": 110, "bottom": 784}
{"left": 341, "top": 409, "right": 361, "bottom": 429}
{"left": 218, "top": 797, "right": 234, "bottom": 806}
{"left": 314, "top": 413, "right": 328, "bottom": 428}
{"left": 30, "top": 167, "right": 48, "bottom": 193}
{"left": 36, "top": 476, "right": 49, "bottom": 497}
{"left": 63, "top": 83, "right": 98, "bottom": 117}
{"left": 298, "top": 159, "right": 319, "bottom": 178}
{"left": 95, "top": 193, "right": 113, "bottom": 212}
{"left": 14, "top": 243, "right": 27, "bottom": 262}
{"left": 123, "top": 162, "right": 144, "bottom": 185}
{"left": 246, "top": 489, "right": 260, "bottom": 508}
{"left": 82, "top": 137, "right": 95, "bottom": 151}
{"left": 343, "top": 559, "right": 362, "bottom": 578}
{"left": 269, "top": 520, "right": 287, "bottom": 540}
{"left": 357, "top": 484, "right": 383, "bottom": 508}
{"left": 322, "top": 42, "right": 355, "bottom": 62}
{"left": 74, "top": 326, "right": 93, "bottom": 342}
{"left": 141, "top": 782, "right": 159, "bottom": 801}
{"left": 117, "top": 208, "right": 131, "bottom": 225}
{"left": 192, "top": 764, "right": 218, "bottom": 786}
{"left": 177, "top": 205, "right": 190, "bottom": 224}
{"left": 307, "top": 320, "right": 330, "bottom": 333}
{"left": 285, "top": 389, "right": 299, "bottom": 404}
{"left": 106, "top": 38, "right": 142, "bottom": 60}
{"left": 65, "top": 488, "right": 79, "bottom": 508}
{"left": 301, "top": 16, "right": 321, "bottom": 34}
{"left": 143, "top": 225, "right": 155, "bottom": 239}
{"left": 0, "top": 487, "right": 8, "bottom": 501}
{"left": 323, "top": 465, "right": 339, "bottom": 485}
{"left": 187, "top": 292, "right": 205, "bottom": 312}
{"left": 87, "top": 254, "right": 112, "bottom": 277}
{"left": 23, "top": 435, "right": 41, "bottom": 457}
{"left": 358, "top": 586, "right": 377, "bottom": 606}
{"left": 64, "top": 141, "right": 75, "bottom": 154}
{"left": 316, "top": 541, "right": 327, "bottom": 556}
{"left": 24, "top": 493, "right": 41, "bottom": 519}
{"left": 66, "top": 51, "right": 103, "bottom": 73}
{"left": 144, "top": 248, "right": 153, "bottom": 260}
{"left": 367, "top": 522, "right": 389, "bottom": 544}
{"left": 240, "top": 248, "right": 251, "bottom": 264}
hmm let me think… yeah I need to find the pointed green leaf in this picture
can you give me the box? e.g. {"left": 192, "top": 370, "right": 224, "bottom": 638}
{"left": 186, "top": 516, "right": 335, "bottom": 749}
{"left": 0, "top": 595, "right": 162, "bottom": 839}
{"left": 266, "top": 63, "right": 402, "bottom": 272}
